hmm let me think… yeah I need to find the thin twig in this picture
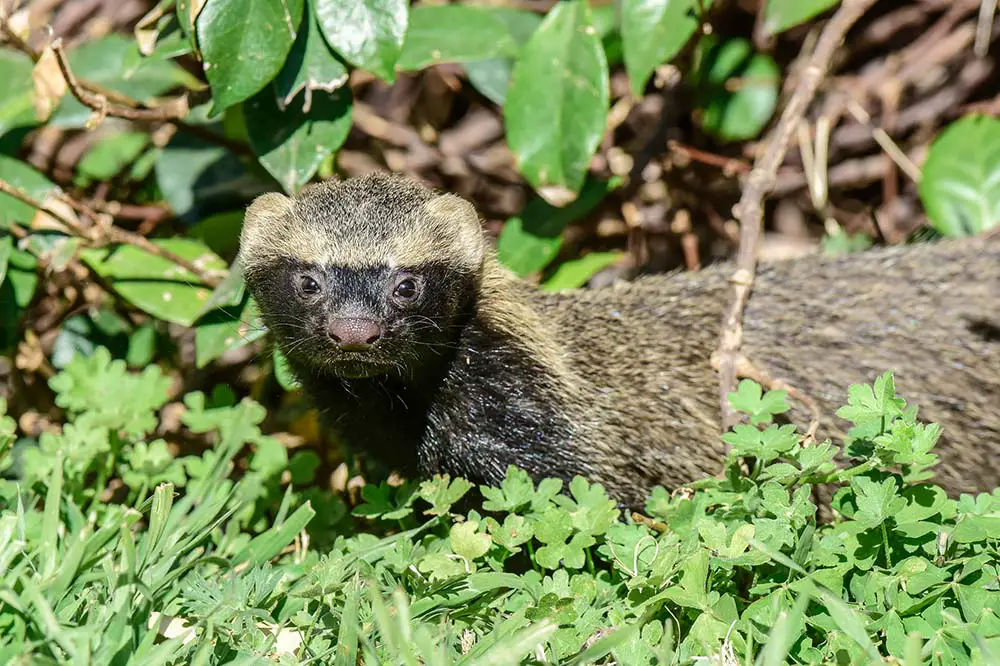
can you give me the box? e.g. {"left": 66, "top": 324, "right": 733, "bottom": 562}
{"left": 0, "top": 177, "right": 222, "bottom": 287}
{"left": 716, "top": 0, "right": 880, "bottom": 435}
{"left": 51, "top": 38, "right": 190, "bottom": 122}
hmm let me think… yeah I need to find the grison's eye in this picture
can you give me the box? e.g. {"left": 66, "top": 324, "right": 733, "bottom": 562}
{"left": 299, "top": 275, "right": 321, "bottom": 296}
{"left": 393, "top": 278, "right": 419, "bottom": 301}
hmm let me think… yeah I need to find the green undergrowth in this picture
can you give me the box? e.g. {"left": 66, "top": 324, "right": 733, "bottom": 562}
{"left": 2, "top": 349, "right": 1000, "bottom": 665}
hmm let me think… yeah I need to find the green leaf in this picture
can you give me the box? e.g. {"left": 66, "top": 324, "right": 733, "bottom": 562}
{"left": 621, "top": 0, "right": 707, "bottom": 96}
{"left": 273, "top": 346, "right": 301, "bottom": 391}
{"left": 397, "top": 5, "right": 518, "bottom": 71}
{"left": 0, "top": 235, "right": 12, "bottom": 285}
{"left": 77, "top": 132, "right": 150, "bottom": 182}
{"left": 726, "top": 379, "right": 790, "bottom": 425}
{"left": 245, "top": 86, "right": 353, "bottom": 193}
{"left": 504, "top": 0, "right": 609, "bottom": 206}
{"left": 450, "top": 520, "right": 492, "bottom": 561}
{"left": 315, "top": 0, "right": 408, "bottom": 82}
{"left": 836, "top": 371, "right": 906, "bottom": 430}
{"left": 542, "top": 252, "right": 622, "bottom": 291}
{"left": 194, "top": 296, "right": 265, "bottom": 368}
{"left": 0, "top": 155, "right": 60, "bottom": 228}
{"left": 763, "top": 0, "right": 839, "bottom": 36}
{"left": 80, "top": 239, "right": 226, "bottom": 326}
{"left": 48, "top": 347, "right": 172, "bottom": 437}
{"left": 463, "top": 8, "right": 542, "bottom": 106}
{"left": 852, "top": 476, "right": 905, "bottom": 528}
{"left": 196, "top": 0, "right": 305, "bottom": 113}
{"left": 919, "top": 114, "right": 1000, "bottom": 237}
{"left": 691, "top": 36, "right": 779, "bottom": 142}
{"left": 419, "top": 475, "right": 474, "bottom": 516}
{"left": 0, "top": 49, "right": 38, "bottom": 136}
{"left": 481, "top": 465, "right": 537, "bottom": 513}
{"left": 275, "top": 0, "right": 349, "bottom": 109}
{"left": 496, "top": 176, "right": 621, "bottom": 276}
{"left": 233, "top": 501, "right": 316, "bottom": 567}
{"left": 51, "top": 35, "right": 199, "bottom": 128}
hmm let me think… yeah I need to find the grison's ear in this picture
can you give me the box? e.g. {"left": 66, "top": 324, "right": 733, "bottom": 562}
{"left": 422, "top": 193, "right": 487, "bottom": 268}
{"left": 239, "top": 191, "right": 294, "bottom": 267}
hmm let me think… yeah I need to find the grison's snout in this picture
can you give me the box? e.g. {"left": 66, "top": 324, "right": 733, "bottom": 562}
{"left": 328, "top": 318, "right": 383, "bottom": 349}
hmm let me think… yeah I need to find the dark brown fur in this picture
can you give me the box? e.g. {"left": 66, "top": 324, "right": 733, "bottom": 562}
{"left": 240, "top": 174, "right": 1000, "bottom": 509}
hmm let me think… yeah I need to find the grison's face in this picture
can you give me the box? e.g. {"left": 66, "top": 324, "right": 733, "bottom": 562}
{"left": 239, "top": 174, "right": 486, "bottom": 379}
{"left": 252, "top": 257, "right": 475, "bottom": 378}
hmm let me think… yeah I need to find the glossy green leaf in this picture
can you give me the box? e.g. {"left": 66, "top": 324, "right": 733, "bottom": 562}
{"left": 315, "top": 0, "right": 408, "bottom": 82}
{"left": 51, "top": 35, "right": 199, "bottom": 128}
{"left": 0, "top": 235, "right": 11, "bottom": 285}
{"left": 464, "top": 8, "right": 541, "bottom": 106}
{"left": 245, "top": 86, "right": 353, "bottom": 193}
{"left": 397, "top": 5, "right": 518, "bottom": 71}
{"left": 763, "top": 0, "right": 839, "bottom": 36}
{"left": 188, "top": 210, "right": 247, "bottom": 258}
{"left": 195, "top": 297, "right": 265, "bottom": 368}
{"left": 0, "top": 49, "right": 38, "bottom": 136}
{"left": 505, "top": 0, "right": 609, "bottom": 207}
{"left": 919, "top": 115, "right": 1000, "bottom": 237}
{"left": 497, "top": 176, "right": 621, "bottom": 276}
{"left": 77, "top": 132, "right": 150, "bottom": 182}
{"left": 542, "top": 251, "right": 622, "bottom": 291}
{"left": 273, "top": 346, "right": 301, "bottom": 391}
{"left": 197, "top": 0, "right": 305, "bottom": 113}
{"left": 691, "top": 37, "right": 779, "bottom": 142}
{"left": 0, "top": 156, "right": 60, "bottom": 228}
{"left": 622, "top": 0, "right": 707, "bottom": 96}
{"left": 275, "top": 0, "right": 349, "bottom": 110}
{"left": 81, "top": 239, "right": 227, "bottom": 326}
{"left": 154, "top": 133, "right": 266, "bottom": 219}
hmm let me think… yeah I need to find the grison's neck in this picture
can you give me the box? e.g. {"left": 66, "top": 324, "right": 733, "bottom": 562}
{"left": 290, "top": 256, "right": 579, "bottom": 482}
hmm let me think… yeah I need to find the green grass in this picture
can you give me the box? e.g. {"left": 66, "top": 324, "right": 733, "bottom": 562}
{"left": 2, "top": 349, "right": 1000, "bottom": 665}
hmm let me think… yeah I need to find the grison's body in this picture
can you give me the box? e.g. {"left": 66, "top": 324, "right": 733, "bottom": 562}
{"left": 239, "top": 173, "right": 1000, "bottom": 509}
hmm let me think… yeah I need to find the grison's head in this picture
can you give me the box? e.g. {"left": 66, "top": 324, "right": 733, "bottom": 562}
{"left": 238, "top": 172, "right": 488, "bottom": 379}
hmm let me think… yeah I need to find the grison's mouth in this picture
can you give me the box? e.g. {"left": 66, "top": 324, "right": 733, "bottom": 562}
{"left": 327, "top": 351, "right": 394, "bottom": 379}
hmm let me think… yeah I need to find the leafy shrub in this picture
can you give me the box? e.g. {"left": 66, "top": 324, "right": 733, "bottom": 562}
{"left": 3, "top": 352, "right": 999, "bottom": 664}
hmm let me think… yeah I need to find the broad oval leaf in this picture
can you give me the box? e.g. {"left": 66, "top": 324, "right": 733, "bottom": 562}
{"left": 919, "top": 114, "right": 1000, "bottom": 237}
{"left": 0, "top": 155, "right": 60, "bottom": 228}
{"left": 195, "top": 296, "right": 265, "bottom": 368}
{"left": 464, "top": 8, "right": 542, "bottom": 106}
{"left": 0, "top": 49, "right": 38, "bottom": 136}
{"left": 245, "top": 86, "right": 353, "bottom": 194}
{"left": 77, "top": 132, "right": 150, "bottom": 182}
{"left": 196, "top": 0, "right": 304, "bottom": 113}
{"left": 273, "top": 346, "right": 302, "bottom": 391}
{"left": 398, "top": 5, "right": 518, "bottom": 72}
{"left": 275, "top": 0, "right": 349, "bottom": 110}
{"left": 764, "top": 0, "right": 839, "bottom": 36}
{"left": 81, "top": 239, "right": 227, "bottom": 326}
{"left": 315, "top": 0, "right": 408, "bottom": 82}
{"left": 621, "top": 0, "right": 708, "bottom": 97}
{"left": 691, "top": 37, "right": 779, "bottom": 142}
{"left": 504, "top": 1, "right": 609, "bottom": 207}
{"left": 542, "top": 251, "right": 622, "bottom": 291}
{"left": 496, "top": 176, "right": 621, "bottom": 276}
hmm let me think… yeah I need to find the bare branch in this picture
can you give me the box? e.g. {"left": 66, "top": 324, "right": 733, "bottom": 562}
{"left": 717, "top": 0, "right": 881, "bottom": 434}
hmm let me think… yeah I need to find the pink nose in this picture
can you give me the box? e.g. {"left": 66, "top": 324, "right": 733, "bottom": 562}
{"left": 327, "top": 318, "right": 382, "bottom": 348}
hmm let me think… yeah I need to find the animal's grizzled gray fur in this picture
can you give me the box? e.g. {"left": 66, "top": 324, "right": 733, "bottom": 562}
{"left": 239, "top": 172, "right": 1000, "bottom": 509}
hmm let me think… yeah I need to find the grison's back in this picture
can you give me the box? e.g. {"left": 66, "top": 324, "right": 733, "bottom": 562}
{"left": 529, "top": 236, "right": 1000, "bottom": 495}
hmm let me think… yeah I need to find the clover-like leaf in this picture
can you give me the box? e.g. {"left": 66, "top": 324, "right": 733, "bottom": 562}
{"left": 48, "top": 347, "right": 171, "bottom": 437}
{"left": 419, "top": 475, "right": 474, "bottom": 516}
{"left": 480, "top": 465, "right": 537, "bottom": 513}
{"left": 727, "top": 379, "right": 790, "bottom": 425}
{"left": 451, "top": 520, "right": 492, "bottom": 561}
{"left": 486, "top": 514, "right": 534, "bottom": 554}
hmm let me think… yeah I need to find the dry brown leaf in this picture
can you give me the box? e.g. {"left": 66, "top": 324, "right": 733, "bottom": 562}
{"left": 32, "top": 46, "right": 67, "bottom": 123}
